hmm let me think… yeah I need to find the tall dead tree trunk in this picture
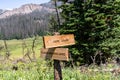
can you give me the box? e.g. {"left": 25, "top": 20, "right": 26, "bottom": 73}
{"left": 3, "top": 40, "right": 10, "bottom": 60}
{"left": 54, "top": 0, "right": 61, "bottom": 30}
{"left": 32, "top": 36, "right": 37, "bottom": 60}
{"left": 22, "top": 39, "right": 32, "bottom": 62}
{"left": 22, "top": 40, "right": 26, "bottom": 56}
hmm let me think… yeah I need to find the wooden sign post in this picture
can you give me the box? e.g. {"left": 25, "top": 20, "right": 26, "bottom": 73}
{"left": 41, "top": 34, "right": 75, "bottom": 80}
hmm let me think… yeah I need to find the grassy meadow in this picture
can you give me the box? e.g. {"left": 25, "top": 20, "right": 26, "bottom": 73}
{"left": 0, "top": 36, "right": 43, "bottom": 58}
{"left": 0, "top": 36, "right": 120, "bottom": 80}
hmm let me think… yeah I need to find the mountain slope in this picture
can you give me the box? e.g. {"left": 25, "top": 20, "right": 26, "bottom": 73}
{"left": 0, "top": 1, "right": 59, "bottom": 39}
{"left": 0, "top": 3, "right": 55, "bottom": 19}
{"left": 0, "top": 9, "right": 5, "bottom": 15}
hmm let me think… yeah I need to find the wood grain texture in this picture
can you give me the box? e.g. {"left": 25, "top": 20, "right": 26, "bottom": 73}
{"left": 43, "top": 34, "right": 75, "bottom": 48}
{"left": 41, "top": 48, "right": 69, "bottom": 61}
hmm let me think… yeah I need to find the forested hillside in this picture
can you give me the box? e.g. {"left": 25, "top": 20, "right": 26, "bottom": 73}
{"left": 0, "top": 1, "right": 61, "bottom": 39}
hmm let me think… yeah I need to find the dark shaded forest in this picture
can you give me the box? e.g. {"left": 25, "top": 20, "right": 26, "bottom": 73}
{"left": 59, "top": 0, "right": 120, "bottom": 65}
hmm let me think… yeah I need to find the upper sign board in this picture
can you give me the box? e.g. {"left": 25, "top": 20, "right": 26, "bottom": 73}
{"left": 43, "top": 34, "right": 75, "bottom": 48}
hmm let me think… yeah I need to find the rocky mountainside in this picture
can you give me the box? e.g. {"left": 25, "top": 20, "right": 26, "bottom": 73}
{"left": 0, "top": 1, "right": 62, "bottom": 19}
{"left": 0, "top": 9, "right": 5, "bottom": 15}
{"left": 0, "top": 9, "right": 2, "bottom": 13}
{"left": 0, "top": 2, "right": 56, "bottom": 19}
{"left": 0, "top": 1, "right": 62, "bottom": 39}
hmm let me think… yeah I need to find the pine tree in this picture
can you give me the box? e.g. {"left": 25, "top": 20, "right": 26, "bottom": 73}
{"left": 59, "top": 0, "right": 120, "bottom": 65}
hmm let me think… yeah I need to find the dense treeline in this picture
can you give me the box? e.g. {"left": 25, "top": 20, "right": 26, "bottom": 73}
{"left": 0, "top": 10, "right": 54, "bottom": 39}
{"left": 59, "top": 0, "right": 120, "bottom": 65}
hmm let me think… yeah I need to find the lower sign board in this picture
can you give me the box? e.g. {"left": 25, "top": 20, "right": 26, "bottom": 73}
{"left": 41, "top": 48, "right": 69, "bottom": 61}
{"left": 43, "top": 34, "right": 75, "bottom": 48}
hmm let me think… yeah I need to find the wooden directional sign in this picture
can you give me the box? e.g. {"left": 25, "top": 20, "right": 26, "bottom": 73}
{"left": 41, "top": 48, "right": 69, "bottom": 61}
{"left": 43, "top": 34, "right": 75, "bottom": 48}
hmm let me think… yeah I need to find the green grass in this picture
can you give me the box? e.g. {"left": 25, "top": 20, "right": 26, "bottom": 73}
{"left": 0, "top": 67, "right": 120, "bottom": 80}
{"left": 0, "top": 36, "right": 43, "bottom": 58}
{"left": 1, "top": 37, "right": 120, "bottom": 80}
